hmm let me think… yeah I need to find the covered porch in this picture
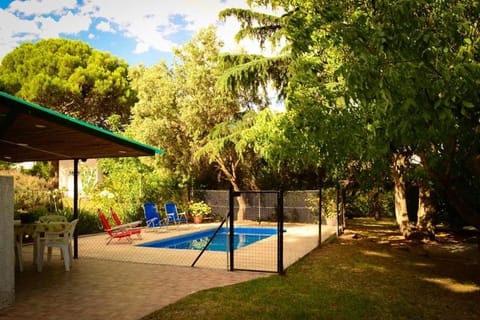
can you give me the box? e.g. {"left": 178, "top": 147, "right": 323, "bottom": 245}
{"left": 0, "top": 91, "right": 163, "bottom": 309}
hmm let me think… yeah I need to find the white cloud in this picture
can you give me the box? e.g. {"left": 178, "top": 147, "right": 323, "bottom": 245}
{"left": 0, "top": 8, "right": 39, "bottom": 59}
{"left": 8, "top": 0, "right": 78, "bottom": 17}
{"left": 0, "top": 0, "right": 285, "bottom": 108}
{"left": 0, "top": 0, "right": 283, "bottom": 63}
{"left": 78, "top": 0, "right": 183, "bottom": 52}
{"left": 78, "top": 0, "right": 279, "bottom": 54}
{"left": 34, "top": 12, "right": 91, "bottom": 38}
{"left": 96, "top": 20, "right": 114, "bottom": 33}
{"left": 83, "top": 0, "right": 219, "bottom": 52}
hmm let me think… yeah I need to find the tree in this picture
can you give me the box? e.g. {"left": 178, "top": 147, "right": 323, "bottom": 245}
{"left": 173, "top": 26, "right": 240, "bottom": 186}
{"left": 128, "top": 27, "right": 244, "bottom": 199}
{"left": 221, "top": 0, "right": 480, "bottom": 235}
{"left": 195, "top": 110, "right": 263, "bottom": 220}
{"left": 0, "top": 38, "right": 136, "bottom": 128}
{"left": 218, "top": 4, "right": 292, "bottom": 102}
{"left": 302, "top": 0, "right": 480, "bottom": 233}
{"left": 0, "top": 38, "right": 138, "bottom": 188}
{"left": 219, "top": 1, "right": 367, "bottom": 193}
{"left": 128, "top": 62, "right": 185, "bottom": 179}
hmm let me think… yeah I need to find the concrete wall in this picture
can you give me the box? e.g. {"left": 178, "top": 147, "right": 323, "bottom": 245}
{"left": 0, "top": 176, "right": 14, "bottom": 309}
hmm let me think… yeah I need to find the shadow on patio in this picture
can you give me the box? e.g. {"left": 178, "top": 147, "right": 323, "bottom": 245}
{"left": 0, "top": 256, "right": 269, "bottom": 320}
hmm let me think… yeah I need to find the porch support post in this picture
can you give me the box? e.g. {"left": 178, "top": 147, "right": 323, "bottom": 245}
{"left": 73, "top": 159, "right": 79, "bottom": 259}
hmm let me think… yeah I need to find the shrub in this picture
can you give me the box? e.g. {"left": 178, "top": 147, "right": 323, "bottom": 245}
{"left": 188, "top": 201, "right": 212, "bottom": 217}
{"left": 1, "top": 169, "right": 51, "bottom": 212}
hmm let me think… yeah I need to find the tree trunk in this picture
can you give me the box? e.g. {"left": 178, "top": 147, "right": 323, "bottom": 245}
{"left": 392, "top": 153, "right": 411, "bottom": 238}
{"left": 417, "top": 183, "right": 436, "bottom": 240}
{"left": 216, "top": 158, "right": 247, "bottom": 221}
{"left": 370, "top": 189, "right": 382, "bottom": 220}
{"left": 236, "top": 194, "right": 247, "bottom": 222}
{"left": 230, "top": 180, "right": 246, "bottom": 222}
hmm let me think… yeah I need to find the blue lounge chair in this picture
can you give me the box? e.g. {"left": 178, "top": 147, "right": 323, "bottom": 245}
{"left": 143, "top": 202, "right": 168, "bottom": 231}
{"left": 164, "top": 202, "right": 188, "bottom": 225}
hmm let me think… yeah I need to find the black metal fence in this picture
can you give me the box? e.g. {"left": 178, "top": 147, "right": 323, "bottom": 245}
{"left": 77, "top": 189, "right": 337, "bottom": 274}
{"left": 200, "top": 189, "right": 322, "bottom": 224}
{"left": 190, "top": 189, "right": 334, "bottom": 273}
{"left": 227, "top": 189, "right": 284, "bottom": 273}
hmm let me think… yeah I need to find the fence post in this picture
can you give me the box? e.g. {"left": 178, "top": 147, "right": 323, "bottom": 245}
{"left": 318, "top": 187, "right": 322, "bottom": 246}
{"left": 336, "top": 182, "right": 341, "bottom": 236}
{"left": 73, "top": 158, "right": 79, "bottom": 259}
{"left": 228, "top": 188, "right": 235, "bottom": 271}
{"left": 277, "top": 190, "right": 284, "bottom": 274}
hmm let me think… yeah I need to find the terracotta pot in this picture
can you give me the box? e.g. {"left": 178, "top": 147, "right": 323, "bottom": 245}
{"left": 192, "top": 216, "right": 203, "bottom": 224}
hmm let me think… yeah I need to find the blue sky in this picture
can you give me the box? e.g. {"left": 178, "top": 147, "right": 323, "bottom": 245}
{"left": 0, "top": 0, "right": 277, "bottom": 67}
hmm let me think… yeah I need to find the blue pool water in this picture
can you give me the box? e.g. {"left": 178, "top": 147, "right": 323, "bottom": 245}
{"left": 138, "top": 227, "right": 277, "bottom": 252}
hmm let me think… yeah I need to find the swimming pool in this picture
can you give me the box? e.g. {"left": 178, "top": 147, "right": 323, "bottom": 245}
{"left": 138, "top": 227, "right": 277, "bottom": 252}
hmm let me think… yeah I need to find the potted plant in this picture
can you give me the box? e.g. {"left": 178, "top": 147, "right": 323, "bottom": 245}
{"left": 188, "top": 201, "right": 212, "bottom": 224}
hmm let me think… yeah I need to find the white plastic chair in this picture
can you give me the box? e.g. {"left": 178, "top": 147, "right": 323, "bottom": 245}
{"left": 37, "top": 219, "right": 78, "bottom": 272}
{"left": 36, "top": 215, "right": 68, "bottom": 265}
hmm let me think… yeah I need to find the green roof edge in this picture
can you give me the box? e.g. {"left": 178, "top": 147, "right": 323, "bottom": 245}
{"left": 0, "top": 91, "right": 165, "bottom": 156}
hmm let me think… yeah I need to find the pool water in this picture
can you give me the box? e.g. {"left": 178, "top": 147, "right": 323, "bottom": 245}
{"left": 138, "top": 227, "right": 277, "bottom": 252}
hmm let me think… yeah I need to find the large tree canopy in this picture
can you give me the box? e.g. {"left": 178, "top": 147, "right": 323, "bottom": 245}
{"left": 0, "top": 38, "right": 136, "bottom": 127}
{"left": 128, "top": 27, "right": 244, "bottom": 191}
{"left": 221, "top": 0, "right": 480, "bottom": 230}
{"left": 291, "top": 0, "right": 480, "bottom": 229}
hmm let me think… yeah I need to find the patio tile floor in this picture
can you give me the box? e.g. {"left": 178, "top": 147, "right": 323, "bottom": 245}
{"left": 0, "top": 258, "right": 269, "bottom": 320}
{"left": 1, "top": 223, "right": 336, "bottom": 319}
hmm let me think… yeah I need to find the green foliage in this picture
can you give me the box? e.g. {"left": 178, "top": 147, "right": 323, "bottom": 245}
{"left": 89, "top": 157, "right": 164, "bottom": 221}
{"left": 1, "top": 169, "right": 58, "bottom": 213}
{"left": 128, "top": 27, "right": 247, "bottom": 192}
{"left": 79, "top": 164, "right": 98, "bottom": 197}
{"left": 302, "top": 0, "right": 480, "bottom": 227}
{"left": 2, "top": 169, "right": 99, "bottom": 235}
{"left": 320, "top": 188, "right": 338, "bottom": 218}
{"left": 187, "top": 201, "right": 212, "bottom": 217}
{"left": 59, "top": 207, "right": 100, "bottom": 235}
{"left": 345, "top": 189, "right": 395, "bottom": 219}
{"left": 22, "top": 162, "right": 51, "bottom": 180}
{"left": 305, "top": 187, "right": 384, "bottom": 221}
{"left": 0, "top": 161, "right": 13, "bottom": 170}
{"left": 220, "top": 0, "right": 480, "bottom": 227}
{"left": 219, "top": 8, "right": 285, "bottom": 48}
{"left": 84, "top": 157, "right": 186, "bottom": 222}
{"left": 0, "top": 170, "right": 102, "bottom": 233}
{"left": 0, "top": 38, "right": 136, "bottom": 127}
{"left": 18, "top": 206, "right": 50, "bottom": 222}
{"left": 196, "top": 110, "right": 270, "bottom": 189}
{"left": 218, "top": 54, "right": 289, "bottom": 100}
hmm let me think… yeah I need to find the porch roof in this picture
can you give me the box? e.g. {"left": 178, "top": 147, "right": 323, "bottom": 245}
{"left": 0, "top": 91, "right": 164, "bottom": 163}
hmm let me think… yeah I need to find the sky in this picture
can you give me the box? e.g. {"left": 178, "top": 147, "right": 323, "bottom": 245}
{"left": 0, "top": 0, "right": 279, "bottom": 67}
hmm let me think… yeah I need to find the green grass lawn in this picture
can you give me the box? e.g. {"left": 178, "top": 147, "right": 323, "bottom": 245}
{"left": 142, "top": 218, "right": 480, "bottom": 320}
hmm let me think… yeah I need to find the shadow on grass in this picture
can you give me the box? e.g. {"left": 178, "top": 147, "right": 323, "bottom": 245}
{"left": 143, "top": 217, "right": 480, "bottom": 320}
{"left": 341, "top": 218, "right": 480, "bottom": 310}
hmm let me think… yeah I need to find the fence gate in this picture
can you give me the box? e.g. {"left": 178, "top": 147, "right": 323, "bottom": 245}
{"left": 228, "top": 189, "right": 284, "bottom": 274}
